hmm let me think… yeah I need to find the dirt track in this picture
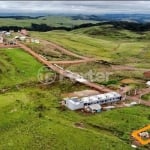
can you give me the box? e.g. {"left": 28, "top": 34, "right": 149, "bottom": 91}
{"left": 111, "top": 65, "right": 149, "bottom": 72}
{"left": 0, "top": 44, "right": 20, "bottom": 48}
{"left": 27, "top": 39, "right": 97, "bottom": 65}
{"left": 40, "top": 39, "right": 89, "bottom": 60}
{"left": 48, "top": 59, "right": 97, "bottom": 65}
{"left": 18, "top": 43, "right": 111, "bottom": 93}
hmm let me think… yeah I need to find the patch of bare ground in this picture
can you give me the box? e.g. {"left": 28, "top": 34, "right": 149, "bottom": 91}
{"left": 62, "top": 90, "right": 100, "bottom": 98}
{"left": 74, "top": 122, "right": 85, "bottom": 129}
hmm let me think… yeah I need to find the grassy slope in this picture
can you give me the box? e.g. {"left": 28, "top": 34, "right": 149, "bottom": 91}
{"left": 31, "top": 27, "right": 150, "bottom": 67}
{"left": 0, "top": 47, "right": 149, "bottom": 149}
{"left": 0, "top": 48, "right": 42, "bottom": 88}
{"left": 1, "top": 85, "right": 150, "bottom": 150}
{"left": 0, "top": 25, "right": 150, "bottom": 149}
{"left": 31, "top": 25, "right": 149, "bottom": 88}
{"left": 0, "top": 16, "right": 98, "bottom": 28}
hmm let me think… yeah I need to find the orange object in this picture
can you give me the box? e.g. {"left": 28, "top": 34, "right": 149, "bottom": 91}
{"left": 132, "top": 125, "right": 150, "bottom": 145}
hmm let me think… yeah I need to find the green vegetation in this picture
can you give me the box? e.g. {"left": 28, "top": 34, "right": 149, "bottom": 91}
{"left": 0, "top": 84, "right": 150, "bottom": 150}
{"left": 30, "top": 24, "right": 149, "bottom": 88}
{"left": 142, "top": 93, "right": 150, "bottom": 101}
{"left": 0, "top": 23, "right": 150, "bottom": 149}
{"left": 31, "top": 26, "right": 150, "bottom": 67}
{"left": 0, "top": 48, "right": 42, "bottom": 88}
{"left": 0, "top": 16, "right": 98, "bottom": 28}
{"left": 25, "top": 42, "right": 77, "bottom": 61}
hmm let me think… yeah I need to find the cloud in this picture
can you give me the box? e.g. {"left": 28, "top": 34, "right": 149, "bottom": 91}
{"left": 0, "top": 1, "right": 150, "bottom": 14}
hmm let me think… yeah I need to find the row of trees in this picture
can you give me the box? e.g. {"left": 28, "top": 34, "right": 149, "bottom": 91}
{"left": 0, "top": 21, "right": 150, "bottom": 32}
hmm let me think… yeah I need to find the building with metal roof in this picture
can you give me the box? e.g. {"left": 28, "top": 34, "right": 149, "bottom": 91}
{"left": 64, "top": 92, "right": 122, "bottom": 110}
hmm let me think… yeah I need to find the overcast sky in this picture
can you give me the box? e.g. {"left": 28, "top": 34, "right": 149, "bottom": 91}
{"left": 0, "top": 1, "right": 150, "bottom": 15}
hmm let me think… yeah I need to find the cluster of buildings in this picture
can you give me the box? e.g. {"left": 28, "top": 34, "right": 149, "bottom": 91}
{"left": 0, "top": 30, "right": 17, "bottom": 45}
{"left": 0, "top": 31, "right": 11, "bottom": 44}
{"left": 63, "top": 92, "right": 122, "bottom": 113}
{"left": 15, "top": 29, "right": 40, "bottom": 44}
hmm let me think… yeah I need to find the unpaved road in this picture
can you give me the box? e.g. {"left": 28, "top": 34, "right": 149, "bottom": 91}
{"left": 111, "top": 65, "right": 150, "bottom": 72}
{"left": 0, "top": 44, "right": 19, "bottom": 48}
{"left": 27, "top": 38, "right": 97, "bottom": 65}
{"left": 48, "top": 59, "right": 97, "bottom": 65}
{"left": 40, "top": 39, "right": 89, "bottom": 60}
{"left": 19, "top": 43, "right": 111, "bottom": 93}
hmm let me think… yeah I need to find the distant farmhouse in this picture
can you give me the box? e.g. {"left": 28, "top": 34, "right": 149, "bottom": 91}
{"left": 144, "top": 71, "right": 150, "bottom": 79}
{"left": 20, "top": 29, "right": 29, "bottom": 36}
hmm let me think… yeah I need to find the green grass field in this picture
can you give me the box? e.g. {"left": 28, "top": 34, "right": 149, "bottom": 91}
{"left": 142, "top": 93, "right": 150, "bottom": 101}
{"left": 0, "top": 84, "right": 150, "bottom": 150}
{"left": 0, "top": 16, "right": 98, "bottom": 28}
{"left": 0, "top": 47, "right": 149, "bottom": 149}
{"left": 0, "top": 48, "right": 43, "bottom": 88}
{"left": 0, "top": 24, "right": 150, "bottom": 149}
{"left": 31, "top": 27, "right": 150, "bottom": 67}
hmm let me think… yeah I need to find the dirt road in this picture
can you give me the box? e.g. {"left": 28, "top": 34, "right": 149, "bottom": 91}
{"left": 40, "top": 39, "right": 89, "bottom": 60}
{"left": 0, "top": 44, "right": 20, "bottom": 48}
{"left": 111, "top": 65, "right": 149, "bottom": 72}
{"left": 48, "top": 59, "right": 97, "bottom": 65}
{"left": 19, "top": 43, "right": 111, "bottom": 93}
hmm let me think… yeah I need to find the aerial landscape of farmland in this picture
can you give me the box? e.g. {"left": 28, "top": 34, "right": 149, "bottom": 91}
{"left": 0, "top": 1, "right": 150, "bottom": 150}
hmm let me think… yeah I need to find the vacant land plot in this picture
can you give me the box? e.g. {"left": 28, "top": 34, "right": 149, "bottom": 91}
{"left": 31, "top": 29, "right": 150, "bottom": 67}
{"left": 0, "top": 48, "right": 43, "bottom": 88}
{"left": 31, "top": 27, "right": 149, "bottom": 89}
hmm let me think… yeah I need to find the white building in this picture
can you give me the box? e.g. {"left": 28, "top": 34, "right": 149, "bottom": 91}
{"left": 19, "top": 36, "right": 26, "bottom": 41}
{"left": 146, "top": 81, "right": 150, "bottom": 86}
{"left": 5, "top": 32, "right": 11, "bottom": 36}
{"left": 88, "top": 104, "right": 101, "bottom": 113}
{"left": 64, "top": 92, "right": 122, "bottom": 110}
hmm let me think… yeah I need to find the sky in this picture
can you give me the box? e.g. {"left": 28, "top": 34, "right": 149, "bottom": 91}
{"left": 0, "top": 1, "right": 150, "bottom": 15}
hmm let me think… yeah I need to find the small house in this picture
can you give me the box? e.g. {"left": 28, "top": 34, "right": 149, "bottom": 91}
{"left": 20, "top": 29, "right": 29, "bottom": 36}
{"left": 144, "top": 71, "right": 150, "bottom": 79}
{"left": 64, "top": 92, "right": 122, "bottom": 111}
{"left": 146, "top": 81, "right": 150, "bottom": 86}
{"left": 5, "top": 32, "right": 11, "bottom": 36}
{"left": 19, "top": 36, "right": 26, "bottom": 41}
{"left": 88, "top": 104, "right": 101, "bottom": 113}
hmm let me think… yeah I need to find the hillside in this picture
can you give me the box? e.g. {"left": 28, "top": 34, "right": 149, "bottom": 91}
{"left": 0, "top": 15, "right": 98, "bottom": 28}
{"left": 72, "top": 14, "right": 150, "bottom": 23}
{"left": 31, "top": 24, "right": 150, "bottom": 67}
{"left": 0, "top": 22, "right": 150, "bottom": 150}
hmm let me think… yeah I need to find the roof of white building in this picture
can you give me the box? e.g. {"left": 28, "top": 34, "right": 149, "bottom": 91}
{"left": 146, "top": 81, "right": 150, "bottom": 86}
{"left": 66, "top": 92, "right": 121, "bottom": 104}
{"left": 97, "top": 94, "right": 107, "bottom": 100}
